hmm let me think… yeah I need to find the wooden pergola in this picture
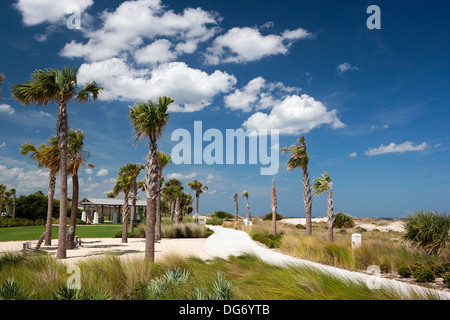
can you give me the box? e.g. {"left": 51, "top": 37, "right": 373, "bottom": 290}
{"left": 79, "top": 197, "right": 147, "bottom": 223}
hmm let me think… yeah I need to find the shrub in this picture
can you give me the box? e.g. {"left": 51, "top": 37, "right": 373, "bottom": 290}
{"left": 211, "top": 211, "right": 233, "bottom": 220}
{"left": 442, "top": 273, "right": 450, "bottom": 288}
{"left": 252, "top": 232, "right": 283, "bottom": 248}
{"left": 206, "top": 217, "right": 223, "bottom": 226}
{"left": 0, "top": 217, "right": 45, "bottom": 228}
{"left": 431, "top": 264, "right": 445, "bottom": 278}
{"left": 397, "top": 265, "right": 412, "bottom": 278}
{"left": 410, "top": 261, "right": 424, "bottom": 273}
{"left": 412, "top": 266, "right": 435, "bottom": 283}
{"left": 295, "top": 224, "right": 306, "bottom": 230}
{"left": 262, "top": 212, "right": 283, "bottom": 221}
{"left": 333, "top": 212, "right": 355, "bottom": 228}
{"left": 114, "top": 231, "right": 136, "bottom": 238}
{"left": 442, "top": 262, "right": 450, "bottom": 272}
{"left": 379, "top": 263, "right": 391, "bottom": 273}
{"left": 402, "top": 211, "right": 450, "bottom": 254}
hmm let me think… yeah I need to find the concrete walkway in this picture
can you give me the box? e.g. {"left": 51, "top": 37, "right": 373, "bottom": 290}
{"left": 202, "top": 226, "right": 450, "bottom": 300}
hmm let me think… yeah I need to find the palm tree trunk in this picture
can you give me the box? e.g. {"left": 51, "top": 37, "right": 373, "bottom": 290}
{"left": 170, "top": 199, "right": 175, "bottom": 224}
{"left": 175, "top": 197, "right": 180, "bottom": 226}
{"left": 12, "top": 192, "right": 16, "bottom": 219}
{"left": 122, "top": 194, "right": 129, "bottom": 243}
{"left": 195, "top": 193, "right": 199, "bottom": 223}
{"left": 234, "top": 200, "right": 238, "bottom": 222}
{"left": 45, "top": 172, "right": 56, "bottom": 245}
{"left": 67, "top": 171, "right": 79, "bottom": 249}
{"left": 155, "top": 168, "right": 162, "bottom": 241}
{"left": 327, "top": 186, "right": 335, "bottom": 243}
{"left": 144, "top": 140, "right": 158, "bottom": 262}
{"left": 302, "top": 169, "right": 312, "bottom": 236}
{"left": 129, "top": 183, "right": 137, "bottom": 233}
{"left": 0, "top": 191, "right": 3, "bottom": 216}
{"left": 57, "top": 102, "right": 69, "bottom": 259}
{"left": 272, "top": 180, "right": 277, "bottom": 236}
{"left": 246, "top": 198, "right": 251, "bottom": 222}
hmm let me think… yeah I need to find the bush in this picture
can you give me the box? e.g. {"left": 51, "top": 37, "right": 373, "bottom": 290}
{"left": 409, "top": 261, "right": 424, "bottom": 273}
{"left": 402, "top": 210, "right": 450, "bottom": 254}
{"left": 412, "top": 266, "right": 435, "bottom": 283}
{"left": 0, "top": 217, "right": 45, "bottom": 228}
{"left": 295, "top": 224, "right": 306, "bottom": 230}
{"left": 262, "top": 212, "right": 283, "bottom": 221}
{"left": 252, "top": 232, "right": 283, "bottom": 248}
{"left": 114, "top": 231, "right": 136, "bottom": 238}
{"left": 379, "top": 263, "right": 391, "bottom": 273}
{"left": 397, "top": 265, "right": 412, "bottom": 278}
{"left": 442, "top": 273, "right": 450, "bottom": 288}
{"left": 442, "top": 262, "right": 450, "bottom": 272}
{"left": 206, "top": 217, "right": 223, "bottom": 226}
{"left": 211, "top": 211, "right": 233, "bottom": 220}
{"left": 333, "top": 212, "right": 355, "bottom": 228}
{"left": 431, "top": 264, "right": 446, "bottom": 278}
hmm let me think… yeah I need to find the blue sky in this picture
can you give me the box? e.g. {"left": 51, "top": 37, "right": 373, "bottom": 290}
{"left": 0, "top": 0, "right": 449, "bottom": 218}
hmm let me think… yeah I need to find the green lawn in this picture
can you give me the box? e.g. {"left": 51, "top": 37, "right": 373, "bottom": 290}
{"left": 0, "top": 225, "right": 123, "bottom": 242}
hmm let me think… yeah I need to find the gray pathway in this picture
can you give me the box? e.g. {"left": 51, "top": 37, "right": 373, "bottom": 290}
{"left": 202, "top": 226, "right": 450, "bottom": 299}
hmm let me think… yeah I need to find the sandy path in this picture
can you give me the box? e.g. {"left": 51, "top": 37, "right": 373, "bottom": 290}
{"left": 0, "top": 237, "right": 212, "bottom": 264}
{"left": 203, "top": 226, "right": 450, "bottom": 300}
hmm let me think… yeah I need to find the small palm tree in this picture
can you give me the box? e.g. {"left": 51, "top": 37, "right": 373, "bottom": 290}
{"left": 111, "top": 172, "right": 134, "bottom": 243}
{"left": 188, "top": 180, "right": 208, "bottom": 224}
{"left": 242, "top": 190, "right": 251, "bottom": 224}
{"left": 312, "top": 171, "right": 335, "bottom": 242}
{"left": 232, "top": 193, "right": 238, "bottom": 221}
{"left": 20, "top": 138, "right": 59, "bottom": 245}
{"left": 163, "top": 179, "right": 183, "bottom": 223}
{"left": 119, "top": 163, "right": 144, "bottom": 234}
{"left": 271, "top": 180, "right": 277, "bottom": 236}
{"left": 10, "top": 188, "right": 16, "bottom": 219}
{"left": 11, "top": 67, "right": 102, "bottom": 259}
{"left": 282, "top": 136, "right": 313, "bottom": 235}
{"left": 128, "top": 96, "right": 173, "bottom": 261}
{"left": 67, "top": 129, "right": 94, "bottom": 249}
{"left": 0, "top": 184, "right": 6, "bottom": 214}
{"left": 156, "top": 151, "right": 171, "bottom": 240}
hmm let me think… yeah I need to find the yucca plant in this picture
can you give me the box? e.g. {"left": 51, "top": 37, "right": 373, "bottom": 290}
{"left": 0, "top": 278, "right": 35, "bottom": 300}
{"left": 403, "top": 211, "right": 450, "bottom": 254}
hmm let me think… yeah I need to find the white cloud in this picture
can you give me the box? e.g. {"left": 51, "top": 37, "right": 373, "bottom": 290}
{"left": 0, "top": 165, "right": 49, "bottom": 192}
{"left": 242, "top": 94, "right": 346, "bottom": 135}
{"left": 206, "top": 174, "right": 214, "bottom": 183}
{"left": 348, "top": 152, "right": 357, "bottom": 157}
{"left": 336, "top": 62, "right": 359, "bottom": 75}
{"left": 0, "top": 104, "right": 15, "bottom": 115}
{"left": 96, "top": 168, "right": 109, "bottom": 177}
{"left": 166, "top": 172, "right": 197, "bottom": 180}
{"left": 78, "top": 59, "right": 236, "bottom": 111}
{"left": 206, "top": 26, "right": 312, "bottom": 64}
{"left": 224, "top": 77, "right": 301, "bottom": 112}
{"left": 364, "top": 141, "right": 429, "bottom": 156}
{"left": 60, "top": 0, "right": 219, "bottom": 62}
{"left": 85, "top": 168, "right": 93, "bottom": 175}
{"left": 134, "top": 39, "right": 177, "bottom": 65}
{"left": 14, "top": 0, "right": 93, "bottom": 26}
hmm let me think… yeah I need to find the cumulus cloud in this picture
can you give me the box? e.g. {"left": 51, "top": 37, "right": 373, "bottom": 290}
{"left": 134, "top": 39, "right": 177, "bottom": 65}
{"left": 242, "top": 94, "right": 345, "bottom": 135}
{"left": 0, "top": 104, "right": 15, "bottom": 115}
{"left": 205, "top": 26, "right": 312, "bottom": 64}
{"left": 0, "top": 165, "right": 49, "bottom": 192}
{"left": 166, "top": 172, "right": 197, "bottom": 180}
{"left": 224, "top": 77, "right": 301, "bottom": 112}
{"left": 364, "top": 141, "right": 429, "bottom": 156}
{"left": 336, "top": 62, "right": 359, "bottom": 75}
{"left": 78, "top": 59, "right": 236, "bottom": 111}
{"left": 60, "top": 0, "right": 219, "bottom": 62}
{"left": 348, "top": 152, "right": 357, "bottom": 157}
{"left": 96, "top": 168, "right": 109, "bottom": 177}
{"left": 14, "top": 0, "right": 93, "bottom": 26}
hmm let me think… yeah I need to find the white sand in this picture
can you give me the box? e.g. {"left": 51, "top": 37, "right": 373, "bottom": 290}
{"left": 0, "top": 237, "right": 212, "bottom": 264}
{"left": 279, "top": 217, "right": 405, "bottom": 233}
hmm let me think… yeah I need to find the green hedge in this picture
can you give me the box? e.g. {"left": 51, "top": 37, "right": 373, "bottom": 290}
{"left": 252, "top": 232, "right": 283, "bottom": 248}
{"left": 0, "top": 217, "right": 45, "bottom": 228}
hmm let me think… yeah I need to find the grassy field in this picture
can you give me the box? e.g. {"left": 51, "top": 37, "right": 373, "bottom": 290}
{"left": 0, "top": 252, "right": 440, "bottom": 300}
{"left": 0, "top": 224, "right": 123, "bottom": 242}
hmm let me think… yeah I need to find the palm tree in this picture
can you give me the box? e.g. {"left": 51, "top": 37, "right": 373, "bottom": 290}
{"left": 242, "top": 190, "right": 251, "bottom": 225}
{"left": 232, "top": 193, "right": 238, "bottom": 221}
{"left": 163, "top": 179, "right": 183, "bottom": 224}
{"left": 0, "top": 184, "right": 6, "bottom": 215}
{"left": 0, "top": 73, "right": 4, "bottom": 96}
{"left": 111, "top": 172, "right": 134, "bottom": 243}
{"left": 10, "top": 188, "right": 16, "bottom": 219}
{"left": 67, "top": 129, "right": 94, "bottom": 249}
{"left": 128, "top": 96, "right": 173, "bottom": 261}
{"left": 188, "top": 180, "right": 208, "bottom": 224}
{"left": 11, "top": 67, "right": 102, "bottom": 259}
{"left": 20, "top": 138, "right": 59, "bottom": 245}
{"left": 312, "top": 171, "right": 335, "bottom": 242}
{"left": 4, "top": 190, "right": 12, "bottom": 215}
{"left": 282, "top": 136, "right": 313, "bottom": 235}
{"left": 119, "top": 163, "right": 144, "bottom": 234}
{"left": 271, "top": 180, "right": 277, "bottom": 236}
{"left": 156, "top": 151, "right": 171, "bottom": 240}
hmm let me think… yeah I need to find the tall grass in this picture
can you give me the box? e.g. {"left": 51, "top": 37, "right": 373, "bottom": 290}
{"left": 0, "top": 251, "right": 439, "bottom": 300}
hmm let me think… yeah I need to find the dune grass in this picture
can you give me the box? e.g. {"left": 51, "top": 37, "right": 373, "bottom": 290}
{"left": 0, "top": 251, "right": 440, "bottom": 300}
